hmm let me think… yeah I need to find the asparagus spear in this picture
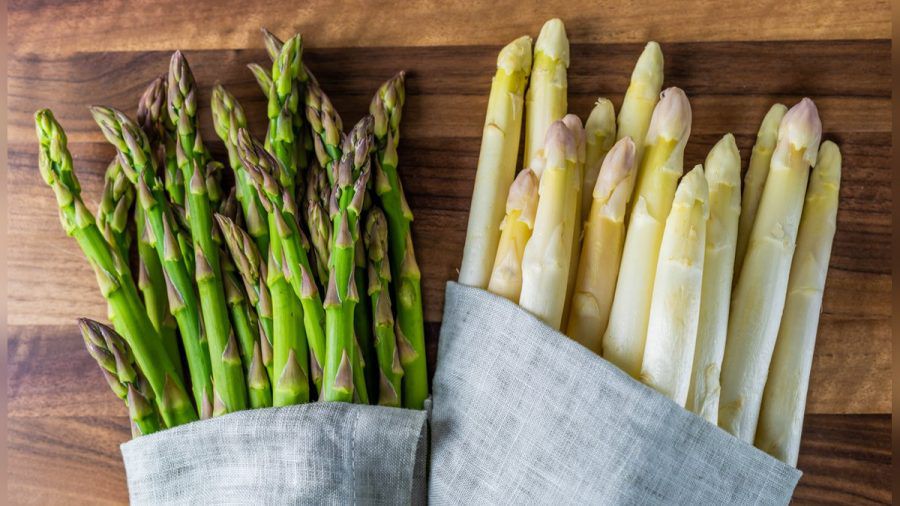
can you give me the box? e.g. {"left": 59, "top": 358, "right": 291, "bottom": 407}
{"left": 523, "top": 18, "right": 569, "bottom": 173}
{"left": 90, "top": 105, "right": 213, "bottom": 419}
{"left": 265, "top": 35, "right": 304, "bottom": 191}
{"left": 602, "top": 88, "right": 692, "bottom": 377}
{"left": 719, "top": 98, "right": 822, "bottom": 442}
{"left": 458, "top": 35, "right": 532, "bottom": 288}
{"left": 136, "top": 76, "right": 181, "bottom": 368}
{"left": 581, "top": 99, "right": 617, "bottom": 219}
{"left": 756, "top": 141, "right": 840, "bottom": 466}
{"left": 560, "top": 114, "right": 586, "bottom": 325}
{"left": 486, "top": 169, "right": 539, "bottom": 302}
{"left": 304, "top": 159, "right": 332, "bottom": 285}
{"left": 96, "top": 157, "right": 134, "bottom": 258}
{"left": 211, "top": 84, "right": 270, "bottom": 256}
{"left": 215, "top": 213, "right": 275, "bottom": 384}
{"left": 369, "top": 73, "right": 429, "bottom": 409}
{"left": 79, "top": 318, "right": 161, "bottom": 437}
{"left": 364, "top": 208, "right": 405, "bottom": 406}
{"left": 686, "top": 134, "right": 742, "bottom": 423}
{"left": 319, "top": 117, "right": 375, "bottom": 403}
{"left": 616, "top": 42, "right": 664, "bottom": 173}
{"left": 236, "top": 132, "right": 313, "bottom": 404}
{"left": 37, "top": 109, "right": 196, "bottom": 427}
{"left": 734, "top": 103, "right": 788, "bottom": 278}
{"left": 168, "top": 51, "right": 248, "bottom": 414}
{"left": 518, "top": 121, "right": 579, "bottom": 329}
{"left": 306, "top": 80, "right": 344, "bottom": 185}
{"left": 566, "top": 137, "right": 637, "bottom": 352}
{"left": 639, "top": 165, "right": 709, "bottom": 406}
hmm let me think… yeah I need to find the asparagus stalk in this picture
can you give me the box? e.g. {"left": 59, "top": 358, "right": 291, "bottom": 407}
{"left": 616, "top": 42, "right": 664, "bottom": 171}
{"left": 37, "top": 109, "right": 196, "bottom": 426}
{"left": 581, "top": 99, "right": 617, "bottom": 219}
{"left": 560, "top": 114, "right": 586, "bottom": 325}
{"left": 304, "top": 159, "right": 332, "bottom": 285}
{"left": 215, "top": 213, "right": 275, "bottom": 384}
{"left": 96, "top": 157, "right": 134, "bottom": 258}
{"left": 486, "top": 169, "right": 539, "bottom": 302}
{"left": 566, "top": 137, "right": 637, "bottom": 352}
{"left": 211, "top": 84, "right": 270, "bottom": 256}
{"left": 318, "top": 117, "right": 375, "bottom": 403}
{"left": 265, "top": 35, "right": 304, "bottom": 191}
{"left": 519, "top": 121, "right": 579, "bottom": 329}
{"left": 685, "top": 134, "right": 742, "bottom": 423}
{"left": 719, "top": 98, "right": 822, "bottom": 442}
{"left": 168, "top": 51, "right": 247, "bottom": 414}
{"left": 457, "top": 35, "right": 532, "bottom": 288}
{"left": 136, "top": 76, "right": 181, "bottom": 368}
{"left": 136, "top": 75, "right": 184, "bottom": 208}
{"left": 639, "top": 165, "right": 709, "bottom": 406}
{"left": 756, "top": 141, "right": 840, "bottom": 466}
{"left": 369, "top": 73, "right": 429, "bottom": 409}
{"left": 90, "top": 105, "right": 213, "bottom": 419}
{"left": 734, "top": 103, "right": 788, "bottom": 278}
{"left": 602, "top": 88, "right": 692, "bottom": 377}
{"left": 364, "top": 207, "right": 405, "bottom": 406}
{"left": 236, "top": 131, "right": 315, "bottom": 404}
{"left": 523, "top": 18, "right": 569, "bottom": 173}
{"left": 307, "top": 80, "right": 344, "bottom": 185}
{"left": 79, "top": 318, "right": 162, "bottom": 437}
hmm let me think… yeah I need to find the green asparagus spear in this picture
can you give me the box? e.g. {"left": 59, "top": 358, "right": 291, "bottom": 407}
{"left": 370, "top": 72, "right": 429, "bottom": 409}
{"left": 136, "top": 77, "right": 181, "bottom": 367}
{"left": 168, "top": 51, "right": 247, "bottom": 414}
{"left": 364, "top": 208, "right": 404, "bottom": 406}
{"left": 79, "top": 318, "right": 161, "bottom": 436}
{"left": 304, "top": 159, "right": 332, "bottom": 285}
{"left": 211, "top": 84, "right": 270, "bottom": 256}
{"left": 96, "top": 157, "right": 134, "bottom": 258}
{"left": 238, "top": 130, "right": 314, "bottom": 406}
{"left": 215, "top": 213, "right": 275, "bottom": 384}
{"left": 90, "top": 105, "right": 213, "bottom": 419}
{"left": 38, "top": 109, "right": 196, "bottom": 426}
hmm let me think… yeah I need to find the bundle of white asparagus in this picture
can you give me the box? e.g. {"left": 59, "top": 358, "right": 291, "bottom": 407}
{"left": 459, "top": 19, "right": 840, "bottom": 467}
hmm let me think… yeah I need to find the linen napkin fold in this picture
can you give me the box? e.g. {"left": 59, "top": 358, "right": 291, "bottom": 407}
{"left": 122, "top": 402, "right": 428, "bottom": 505}
{"left": 429, "top": 281, "right": 800, "bottom": 505}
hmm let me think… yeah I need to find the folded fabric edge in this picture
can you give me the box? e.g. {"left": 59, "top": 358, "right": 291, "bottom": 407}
{"left": 442, "top": 281, "right": 802, "bottom": 481}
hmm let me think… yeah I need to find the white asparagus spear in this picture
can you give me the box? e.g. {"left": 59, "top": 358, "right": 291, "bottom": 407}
{"left": 734, "top": 103, "right": 788, "bottom": 278}
{"left": 519, "top": 121, "right": 578, "bottom": 329}
{"left": 755, "top": 141, "right": 841, "bottom": 466}
{"left": 458, "top": 36, "right": 533, "bottom": 288}
{"left": 640, "top": 165, "right": 709, "bottom": 405}
{"left": 686, "top": 134, "right": 742, "bottom": 422}
{"left": 566, "top": 137, "right": 637, "bottom": 352}
{"left": 487, "top": 169, "right": 540, "bottom": 302}
{"left": 561, "top": 114, "right": 586, "bottom": 325}
{"left": 581, "top": 99, "right": 617, "bottom": 218}
{"left": 523, "top": 18, "right": 569, "bottom": 176}
{"left": 719, "top": 98, "right": 822, "bottom": 442}
{"left": 602, "top": 88, "right": 692, "bottom": 377}
{"left": 616, "top": 42, "right": 664, "bottom": 180}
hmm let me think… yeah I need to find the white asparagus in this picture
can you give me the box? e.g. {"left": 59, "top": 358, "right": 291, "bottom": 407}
{"left": 756, "top": 141, "right": 841, "bottom": 466}
{"left": 734, "top": 103, "right": 788, "bottom": 278}
{"left": 523, "top": 18, "right": 569, "bottom": 176}
{"left": 685, "top": 134, "right": 742, "bottom": 422}
{"left": 487, "top": 169, "right": 540, "bottom": 302}
{"left": 561, "top": 114, "right": 586, "bottom": 325}
{"left": 519, "top": 121, "right": 578, "bottom": 329}
{"left": 602, "top": 88, "right": 692, "bottom": 377}
{"left": 566, "top": 137, "right": 637, "bottom": 352}
{"left": 719, "top": 98, "right": 822, "bottom": 442}
{"left": 640, "top": 165, "right": 709, "bottom": 405}
{"left": 581, "top": 99, "right": 617, "bottom": 218}
{"left": 616, "top": 42, "right": 664, "bottom": 180}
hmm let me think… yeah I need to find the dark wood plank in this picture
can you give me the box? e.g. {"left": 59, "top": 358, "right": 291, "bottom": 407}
{"left": 7, "top": 0, "right": 889, "bottom": 57}
{"left": 7, "top": 412, "right": 889, "bottom": 505}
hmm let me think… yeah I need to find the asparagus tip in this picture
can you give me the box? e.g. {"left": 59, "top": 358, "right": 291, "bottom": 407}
{"left": 535, "top": 18, "right": 569, "bottom": 67}
{"left": 780, "top": 98, "right": 822, "bottom": 165}
{"left": 593, "top": 136, "right": 636, "bottom": 199}
{"left": 645, "top": 87, "right": 692, "bottom": 144}
{"left": 497, "top": 35, "right": 533, "bottom": 75}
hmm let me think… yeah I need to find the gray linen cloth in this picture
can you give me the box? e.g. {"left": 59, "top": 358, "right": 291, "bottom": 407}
{"left": 429, "top": 282, "right": 801, "bottom": 505}
{"left": 121, "top": 402, "right": 428, "bottom": 505}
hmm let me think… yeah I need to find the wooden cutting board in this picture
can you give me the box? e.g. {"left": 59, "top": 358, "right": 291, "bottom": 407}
{"left": 7, "top": 1, "right": 891, "bottom": 503}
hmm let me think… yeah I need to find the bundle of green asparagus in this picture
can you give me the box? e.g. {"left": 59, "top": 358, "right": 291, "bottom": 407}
{"left": 37, "top": 28, "right": 428, "bottom": 437}
{"left": 460, "top": 18, "right": 840, "bottom": 466}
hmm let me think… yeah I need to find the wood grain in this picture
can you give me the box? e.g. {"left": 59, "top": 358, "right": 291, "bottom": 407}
{"left": 6, "top": 1, "right": 892, "bottom": 503}
{"left": 7, "top": 0, "right": 890, "bottom": 56}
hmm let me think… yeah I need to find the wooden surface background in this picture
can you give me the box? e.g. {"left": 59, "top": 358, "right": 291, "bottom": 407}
{"left": 7, "top": 0, "right": 892, "bottom": 503}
